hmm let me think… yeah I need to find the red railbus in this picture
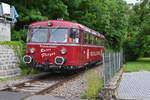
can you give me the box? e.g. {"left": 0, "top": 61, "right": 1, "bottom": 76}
{"left": 23, "top": 20, "right": 105, "bottom": 71}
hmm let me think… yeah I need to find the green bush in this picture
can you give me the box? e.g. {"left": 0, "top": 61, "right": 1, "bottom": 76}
{"left": 11, "top": 29, "right": 27, "bottom": 42}
{"left": 123, "top": 38, "right": 142, "bottom": 61}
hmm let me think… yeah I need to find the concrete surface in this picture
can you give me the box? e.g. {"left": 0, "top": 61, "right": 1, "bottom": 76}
{"left": 116, "top": 71, "right": 150, "bottom": 100}
{"left": 0, "top": 91, "right": 30, "bottom": 100}
{"left": 0, "top": 22, "right": 11, "bottom": 41}
{"left": 0, "top": 91, "right": 86, "bottom": 100}
{"left": 24, "top": 95, "right": 86, "bottom": 100}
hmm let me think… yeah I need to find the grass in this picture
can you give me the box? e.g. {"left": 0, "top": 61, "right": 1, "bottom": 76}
{"left": 80, "top": 70, "right": 103, "bottom": 99}
{"left": 124, "top": 57, "right": 150, "bottom": 72}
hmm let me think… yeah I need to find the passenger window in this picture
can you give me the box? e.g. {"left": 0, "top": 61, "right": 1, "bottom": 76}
{"left": 91, "top": 35, "right": 93, "bottom": 44}
{"left": 92, "top": 35, "right": 94, "bottom": 45}
{"left": 94, "top": 36, "right": 96, "bottom": 45}
{"left": 88, "top": 34, "right": 91, "bottom": 44}
{"left": 84, "top": 32, "right": 87, "bottom": 44}
{"left": 70, "top": 28, "right": 80, "bottom": 43}
{"left": 101, "top": 39, "right": 104, "bottom": 46}
{"left": 98, "top": 38, "right": 101, "bottom": 45}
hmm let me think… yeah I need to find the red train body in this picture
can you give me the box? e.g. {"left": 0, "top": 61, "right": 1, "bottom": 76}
{"left": 23, "top": 20, "right": 105, "bottom": 71}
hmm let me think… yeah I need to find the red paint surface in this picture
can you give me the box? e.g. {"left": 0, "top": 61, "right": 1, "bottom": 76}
{"left": 26, "top": 20, "right": 105, "bottom": 67}
{"left": 26, "top": 44, "right": 104, "bottom": 66}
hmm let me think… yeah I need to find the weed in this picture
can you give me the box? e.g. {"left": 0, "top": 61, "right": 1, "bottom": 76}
{"left": 80, "top": 70, "right": 103, "bottom": 99}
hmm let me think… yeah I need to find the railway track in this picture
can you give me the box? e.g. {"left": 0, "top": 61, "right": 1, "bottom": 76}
{"left": 0, "top": 70, "right": 85, "bottom": 95}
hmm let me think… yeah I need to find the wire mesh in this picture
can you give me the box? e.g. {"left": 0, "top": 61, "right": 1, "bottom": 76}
{"left": 103, "top": 52, "right": 123, "bottom": 85}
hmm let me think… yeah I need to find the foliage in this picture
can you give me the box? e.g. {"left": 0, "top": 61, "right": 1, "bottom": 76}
{"left": 1, "top": 0, "right": 149, "bottom": 60}
{"left": 124, "top": 0, "right": 150, "bottom": 60}
{"left": 1, "top": 0, "right": 129, "bottom": 51}
{"left": 123, "top": 38, "right": 143, "bottom": 61}
{"left": 80, "top": 70, "right": 103, "bottom": 99}
{"left": 124, "top": 57, "right": 150, "bottom": 72}
{"left": 11, "top": 29, "right": 27, "bottom": 42}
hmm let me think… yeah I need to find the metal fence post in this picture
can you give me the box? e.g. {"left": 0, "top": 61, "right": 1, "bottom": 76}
{"left": 103, "top": 52, "right": 106, "bottom": 85}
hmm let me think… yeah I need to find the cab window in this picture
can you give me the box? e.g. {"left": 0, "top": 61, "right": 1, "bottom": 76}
{"left": 69, "top": 28, "right": 80, "bottom": 43}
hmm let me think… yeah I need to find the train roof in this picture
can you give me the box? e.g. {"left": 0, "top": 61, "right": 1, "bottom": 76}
{"left": 30, "top": 20, "right": 105, "bottom": 38}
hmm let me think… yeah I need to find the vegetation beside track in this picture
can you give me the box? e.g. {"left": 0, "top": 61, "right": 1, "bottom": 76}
{"left": 124, "top": 57, "right": 150, "bottom": 72}
{"left": 80, "top": 70, "right": 103, "bottom": 99}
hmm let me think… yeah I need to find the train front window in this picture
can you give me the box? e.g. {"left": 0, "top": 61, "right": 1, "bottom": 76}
{"left": 31, "top": 28, "right": 48, "bottom": 42}
{"left": 49, "top": 28, "right": 68, "bottom": 43}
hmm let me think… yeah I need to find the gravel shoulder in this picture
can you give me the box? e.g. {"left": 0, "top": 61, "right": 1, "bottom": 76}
{"left": 47, "top": 65, "right": 103, "bottom": 99}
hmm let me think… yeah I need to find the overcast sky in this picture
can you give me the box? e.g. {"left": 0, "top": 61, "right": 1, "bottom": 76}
{"left": 125, "top": 0, "right": 140, "bottom": 4}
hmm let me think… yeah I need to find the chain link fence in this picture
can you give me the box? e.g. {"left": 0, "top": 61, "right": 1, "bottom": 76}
{"left": 103, "top": 52, "right": 124, "bottom": 85}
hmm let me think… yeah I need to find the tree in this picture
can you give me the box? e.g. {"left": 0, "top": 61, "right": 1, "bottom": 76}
{"left": 2, "top": 0, "right": 130, "bottom": 52}
{"left": 124, "top": 0, "right": 150, "bottom": 61}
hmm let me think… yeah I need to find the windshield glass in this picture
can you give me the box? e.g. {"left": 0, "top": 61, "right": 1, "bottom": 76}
{"left": 49, "top": 28, "right": 68, "bottom": 43}
{"left": 29, "top": 28, "right": 68, "bottom": 43}
{"left": 31, "top": 28, "right": 48, "bottom": 42}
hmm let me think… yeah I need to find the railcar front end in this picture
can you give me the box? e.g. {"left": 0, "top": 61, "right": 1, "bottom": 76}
{"left": 23, "top": 20, "right": 105, "bottom": 72}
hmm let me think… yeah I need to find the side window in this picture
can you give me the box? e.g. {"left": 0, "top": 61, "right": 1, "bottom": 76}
{"left": 70, "top": 28, "right": 80, "bottom": 43}
{"left": 79, "top": 30, "right": 82, "bottom": 43}
{"left": 101, "top": 39, "right": 105, "bottom": 46}
{"left": 90, "top": 34, "right": 94, "bottom": 44}
{"left": 88, "top": 33, "right": 91, "bottom": 44}
{"left": 96, "top": 37, "right": 100, "bottom": 45}
{"left": 95, "top": 37, "right": 97, "bottom": 45}
{"left": 84, "top": 31, "right": 87, "bottom": 44}
{"left": 91, "top": 35, "right": 93, "bottom": 44}
{"left": 94, "top": 36, "right": 96, "bottom": 45}
{"left": 92, "top": 35, "right": 95, "bottom": 45}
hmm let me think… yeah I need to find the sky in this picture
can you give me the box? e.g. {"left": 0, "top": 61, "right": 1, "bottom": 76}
{"left": 125, "top": 0, "right": 140, "bottom": 4}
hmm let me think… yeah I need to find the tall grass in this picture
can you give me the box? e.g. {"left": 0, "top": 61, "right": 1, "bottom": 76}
{"left": 80, "top": 70, "right": 103, "bottom": 99}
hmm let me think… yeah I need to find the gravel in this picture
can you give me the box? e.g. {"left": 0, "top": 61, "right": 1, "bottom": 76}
{"left": 47, "top": 65, "right": 103, "bottom": 99}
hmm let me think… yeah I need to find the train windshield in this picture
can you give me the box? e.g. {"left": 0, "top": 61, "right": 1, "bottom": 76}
{"left": 31, "top": 28, "right": 49, "bottom": 42}
{"left": 49, "top": 28, "right": 68, "bottom": 43}
{"left": 30, "top": 28, "right": 68, "bottom": 43}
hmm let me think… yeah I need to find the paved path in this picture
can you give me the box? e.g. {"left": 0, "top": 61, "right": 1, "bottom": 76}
{"left": 116, "top": 71, "right": 150, "bottom": 100}
{"left": 0, "top": 91, "right": 85, "bottom": 100}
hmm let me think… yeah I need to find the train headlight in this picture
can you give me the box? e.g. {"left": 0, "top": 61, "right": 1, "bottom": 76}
{"left": 60, "top": 48, "right": 67, "bottom": 55}
{"left": 55, "top": 56, "right": 65, "bottom": 65}
{"left": 23, "top": 55, "right": 32, "bottom": 63}
{"left": 29, "top": 48, "right": 35, "bottom": 54}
